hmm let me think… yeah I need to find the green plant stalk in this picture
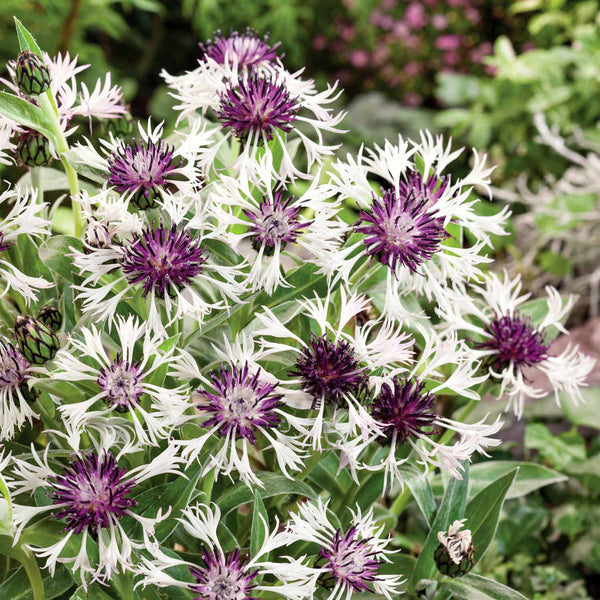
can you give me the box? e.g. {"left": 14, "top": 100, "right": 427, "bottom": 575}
{"left": 37, "top": 93, "right": 82, "bottom": 237}
{"left": 390, "top": 484, "right": 413, "bottom": 517}
{"left": 31, "top": 167, "right": 43, "bottom": 204}
{"left": 13, "top": 546, "right": 44, "bottom": 600}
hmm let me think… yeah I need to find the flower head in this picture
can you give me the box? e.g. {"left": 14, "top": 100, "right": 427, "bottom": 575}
{"left": 200, "top": 29, "right": 281, "bottom": 70}
{"left": 97, "top": 356, "right": 145, "bottom": 412}
{"left": 356, "top": 186, "right": 449, "bottom": 275}
{"left": 198, "top": 363, "right": 281, "bottom": 443}
{"left": 370, "top": 377, "right": 437, "bottom": 443}
{"left": 435, "top": 519, "right": 475, "bottom": 577}
{"left": 244, "top": 190, "right": 310, "bottom": 254}
{"left": 217, "top": 74, "right": 299, "bottom": 141}
{"left": 50, "top": 451, "right": 137, "bottom": 534}
{"left": 478, "top": 313, "right": 549, "bottom": 372}
{"left": 121, "top": 223, "right": 207, "bottom": 298}
{"left": 107, "top": 139, "right": 178, "bottom": 209}
{"left": 292, "top": 334, "right": 369, "bottom": 408}
{"left": 191, "top": 548, "right": 258, "bottom": 600}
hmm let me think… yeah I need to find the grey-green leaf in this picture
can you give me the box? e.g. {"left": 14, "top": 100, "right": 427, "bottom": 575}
{"left": 439, "top": 573, "right": 529, "bottom": 600}
{"left": 0, "top": 92, "right": 54, "bottom": 141}
{"left": 464, "top": 468, "right": 518, "bottom": 565}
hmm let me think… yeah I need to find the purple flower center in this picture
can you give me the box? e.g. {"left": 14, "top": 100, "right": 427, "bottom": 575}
{"left": 292, "top": 335, "right": 368, "bottom": 408}
{"left": 319, "top": 526, "right": 380, "bottom": 593}
{"left": 370, "top": 377, "right": 437, "bottom": 443}
{"left": 107, "top": 139, "right": 177, "bottom": 204}
{"left": 97, "top": 356, "right": 145, "bottom": 411}
{"left": 0, "top": 338, "right": 29, "bottom": 390}
{"left": 198, "top": 363, "right": 281, "bottom": 444}
{"left": 190, "top": 547, "right": 258, "bottom": 600}
{"left": 217, "top": 74, "right": 299, "bottom": 141}
{"left": 478, "top": 313, "right": 549, "bottom": 372}
{"left": 399, "top": 171, "right": 449, "bottom": 210}
{"left": 200, "top": 29, "right": 281, "bottom": 69}
{"left": 50, "top": 451, "right": 137, "bottom": 534}
{"left": 355, "top": 182, "right": 450, "bottom": 275}
{"left": 121, "top": 223, "right": 207, "bottom": 297}
{"left": 244, "top": 191, "right": 310, "bottom": 254}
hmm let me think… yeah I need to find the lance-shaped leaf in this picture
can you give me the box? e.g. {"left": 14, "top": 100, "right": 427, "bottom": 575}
{"left": 0, "top": 92, "right": 54, "bottom": 141}
{"left": 439, "top": 573, "right": 529, "bottom": 600}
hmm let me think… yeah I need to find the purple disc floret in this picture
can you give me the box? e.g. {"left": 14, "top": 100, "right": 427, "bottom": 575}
{"left": 479, "top": 313, "right": 549, "bottom": 372}
{"left": 198, "top": 363, "right": 281, "bottom": 443}
{"left": 370, "top": 376, "right": 437, "bottom": 443}
{"left": 190, "top": 547, "right": 259, "bottom": 600}
{"left": 50, "top": 451, "right": 137, "bottom": 534}
{"left": 355, "top": 183, "right": 450, "bottom": 275}
{"left": 320, "top": 526, "right": 381, "bottom": 593}
{"left": 107, "top": 139, "right": 178, "bottom": 209}
{"left": 97, "top": 355, "right": 145, "bottom": 411}
{"left": 121, "top": 223, "right": 207, "bottom": 297}
{"left": 0, "top": 338, "right": 29, "bottom": 390}
{"left": 244, "top": 191, "right": 310, "bottom": 254}
{"left": 200, "top": 29, "right": 281, "bottom": 69}
{"left": 217, "top": 73, "right": 299, "bottom": 141}
{"left": 292, "top": 335, "right": 368, "bottom": 408}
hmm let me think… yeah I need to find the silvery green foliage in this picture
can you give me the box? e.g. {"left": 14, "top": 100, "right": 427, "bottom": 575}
{"left": 0, "top": 21, "right": 594, "bottom": 600}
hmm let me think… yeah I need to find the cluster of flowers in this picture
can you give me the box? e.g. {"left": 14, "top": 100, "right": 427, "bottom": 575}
{"left": 315, "top": 0, "right": 531, "bottom": 106}
{"left": 0, "top": 24, "right": 594, "bottom": 599}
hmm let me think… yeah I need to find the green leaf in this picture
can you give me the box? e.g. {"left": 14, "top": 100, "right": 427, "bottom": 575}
{"left": 71, "top": 584, "right": 115, "bottom": 600}
{"left": 0, "top": 92, "right": 54, "bottom": 140}
{"left": 411, "top": 461, "right": 469, "bottom": 591}
{"left": 14, "top": 18, "right": 44, "bottom": 56}
{"left": 216, "top": 473, "right": 317, "bottom": 516}
{"left": 464, "top": 468, "right": 518, "bottom": 565}
{"left": 250, "top": 492, "right": 268, "bottom": 558}
{"left": 524, "top": 423, "right": 586, "bottom": 469}
{"left": 0, "top": 564, "right": 74, "bottom": 600}
{"left": 38, "top": 235, "right": 83, "bottom": 280}
{"left": 405, "top": 466, "right": 436, "bottom": 528}
{"left": 465, "top": 461, "right": 567, "bottom": 499}
{"left": 439, "top": 573, "right": 529, "bottom": 599}
{"left": 562, "top": 388, "right": 600, "bottom": 429}
{"left": 0, "top": 467, "right": 13, "bottom": 536}
{"left": 62, "top": 149, "right": 107, "bottom": 184}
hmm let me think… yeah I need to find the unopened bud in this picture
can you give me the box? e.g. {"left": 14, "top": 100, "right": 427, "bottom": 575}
{"left": 14, "top": 315, "right": 59, "bottom": 365}
{"left": 102, "top": 114, "right": 133, "bottom": 139}
{"left": 37, "top": 306, "right": 62, "bottom": 332}
{"left": 17, "top": 130, "right": 52, "bottom": 167}
{"left": 434, "top": 519, "right": 475, "bottom": 578}
{"left": 84, "top": 219, "right": 113, "bottom": 250}
{"left": 15, "top": 50, "right": 50, "bottom": 96}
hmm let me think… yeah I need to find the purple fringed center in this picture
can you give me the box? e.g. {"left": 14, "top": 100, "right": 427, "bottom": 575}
{"left": 50, "top": 451, "right": 137, "bottom": 534}
{"left": 200, "top": 29, "right": 281, "bottom": 69}
{"left": 370, "top": 376, "right": 437, "bottom": 442}
{"left": 244, "top": 191, "right": 310, "bottom": 253}
{"left": 320, "top": 526, "right": 380, "bottom": 593}
{"left": 217, "top": 74, "right": 299, "bottom": 141}
{"left": 479, "top": 313, "right": 549, "bottom": 371}
{"left": 121, "top": 223, "right": 207, "bottom": 297}
{"left": 190, "top": 547, "right": 259, "bottom": 600}
{"left": 292, "top": 335, "right": 368, "bottom": 408}
{"left": 198, "top": 363, "right": 281, "bottom": 443}
{"left": 97, "top": 355, "right": 145, "bottom": 411}
{"left": 0, "top": 338, "right": 29, "bottom": 389}
{"left": 107, "top": 139, "right": 177, "bottom": 200}
{"left": 0, "top": 232, "right": 13, "bottom": 253}
{"left": 355, "top": 181, "right": 450, "bottom": 274}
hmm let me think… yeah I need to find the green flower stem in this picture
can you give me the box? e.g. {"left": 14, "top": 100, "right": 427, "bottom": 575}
{"left": 390, "top": 484, "right": 413, "bottom": 517}
{"left": 13, "top": 546, "right": 44, "bottom": 600}
{"left": 37, "top": 93, "right": 83, "bottom": 237}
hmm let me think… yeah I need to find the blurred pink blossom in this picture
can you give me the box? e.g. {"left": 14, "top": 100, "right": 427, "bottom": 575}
{"left": 435, "top": 34, "right": 462, "bottom": 51}
{"left": 405, "top": 3, "right": 428, "bottom": 29}
{"left": 431, "top": 14, "right": 449, "bottom": 30}
{"left": 349, "top": 49, "right": 370, "bottom": 68}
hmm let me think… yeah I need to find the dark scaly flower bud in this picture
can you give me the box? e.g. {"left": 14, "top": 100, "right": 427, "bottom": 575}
{"left": 84, "top": 219, "right": 113, "bottom": 250}
{"left": 15, "top": 50, "right": 51, "bottom": 96}
{"left": 102, "top": 114, "right": 134, "bottom": 139}
{"left": 14, "top": 315, "right": 59, "bottom": 365}
{"left": 37, "top": 306, "right": 62, "bottom": 332}
{"left": 434, "top": 520, "right": 475, "bottom": 578}
{"left": 16, "top": 130, "right": 52, "bottom": 167}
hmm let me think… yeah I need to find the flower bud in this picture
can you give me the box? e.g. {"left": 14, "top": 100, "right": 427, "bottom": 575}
{"left": 37, "top": 306, "right": 62, "bottom": 332}
{"left": 15, "top": 50, "right": 51, "bottom": 96}
{"left": 84, "top": 219, "right": 113, "bottom": 250}
{"left": 434, "top": 519, "right": 475, "bottom": 578}
{"left": 16, "top": 130, "right": 52, "bottom": 167}
{"left": 19, "top": 382, "right": 40, "bottom": 404}
{"left": 14, "top": 315, "right": 59, "bottom": 365}
{"left": 102, "top": 114, "right": 133, "bottom": 139}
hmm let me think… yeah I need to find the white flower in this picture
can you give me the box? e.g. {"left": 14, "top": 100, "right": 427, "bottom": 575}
{"left": 286, "top": 498, "right": 404, "bottom": 600}
{"left": 136, "top": 502, "right": 319, "bottom": 600}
